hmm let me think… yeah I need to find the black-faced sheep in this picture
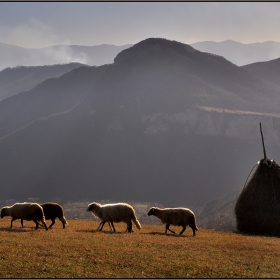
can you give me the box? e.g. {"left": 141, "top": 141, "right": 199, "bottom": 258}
{"left": 147, "top": 207, "right": 198, "bottom": 236}
{"left": 21, "top": 202, "right": 68, "bottom": 229}
{"left": 87, "top": 202, "right": 141, "bottom": 233}
{"left": 0, "top": 202, "right": 48, "bottom": 230}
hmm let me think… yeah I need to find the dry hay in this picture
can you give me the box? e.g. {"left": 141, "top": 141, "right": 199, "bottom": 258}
{"left": 235, "top": 123, "right": 280, "bottom": 236}
{"left": 235, "top": 158, "right": 280, "bottom": 236}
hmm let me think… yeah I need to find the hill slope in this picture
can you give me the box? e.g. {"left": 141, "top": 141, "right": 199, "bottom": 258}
{"left": 241, "top": 57, "right": 280, "bottom": 87}
{"left": 0, "top": 63, "right": 84, "bottom": 101}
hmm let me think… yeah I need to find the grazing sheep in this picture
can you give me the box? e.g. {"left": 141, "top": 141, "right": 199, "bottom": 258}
{"left": 0, "top": 202, "right": 48, "bottom": 230}
{"left": 40, "top": 202, "right": 68, "bottom": 229}
{"left": 87, "top": 202, "right": 141, "bottom": 233}
{"left": 147, "top": 207, "right": 198, "bottom": 236}
{"left": 21, "top": 202, "right": 68, "bottom": 229}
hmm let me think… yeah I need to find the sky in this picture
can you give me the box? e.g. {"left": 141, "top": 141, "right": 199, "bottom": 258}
{"left": 0, "top": 2, "right": 280, "bottom": 48}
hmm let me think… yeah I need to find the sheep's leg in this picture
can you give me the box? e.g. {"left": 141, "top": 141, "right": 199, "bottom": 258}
{"left": 98, "top": 221, "right": 106, "bottom": 231}
{"left": 108, "top": 222, "right": 114, "bottom": 231}
{"left": 126, "top": 222, "right": 133, "bottom": 233}
{"left": 179, "top": 226, "right": 186, "bottom": 235}
{"left": 34, "top": 220, "right": 48, "bottom": 231}
{"left": 125, "top": 223, "right": 134, "bottom": 233}
{"left": 190, "top": 226, "right": 196, "bottom": 236}
{"left": 10, "top": 219, "right": 15, "bottom": 228}
{"left": 21, "top": 219, "right": 24, "bottom": 227}
{"left": 105, "top": 222, "right": 113, "bottom": 231}
{"left": 48, "top": 219, "right": 55, "bottom": 229}
{"left": 110, "top": 222, "right": 116, "bottom": 232}
{"left": 165, "top": 224, "right": 175, "bottom": 234}
{"left": 96, "top": 221, "right": 102, "bottom": 231}
{"left": 109, "top": 222, "right": 115, "bottom": 231}
{"left": 37, "top": 222, "right": 45, "bottom": 227}
{"left": 97, "top": 221, "right": 112, "bottom": 231}
{"left": 41, "top": 220, "right": 48, "bottom": 231}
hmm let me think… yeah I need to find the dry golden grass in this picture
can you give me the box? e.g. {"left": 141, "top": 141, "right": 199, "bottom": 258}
{"left": 0, "top": 218, "right": 280, "bottom": 278}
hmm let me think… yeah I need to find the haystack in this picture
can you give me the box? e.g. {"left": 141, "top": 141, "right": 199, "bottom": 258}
{"left": 235, "top": 123, "right": 280, "bottom": 236}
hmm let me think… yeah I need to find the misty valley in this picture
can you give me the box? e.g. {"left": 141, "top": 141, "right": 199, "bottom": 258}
{"left": 2, "top": 37, "right": 280, "bottom": 232}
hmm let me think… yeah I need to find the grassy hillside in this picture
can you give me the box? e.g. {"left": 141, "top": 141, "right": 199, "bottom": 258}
{"left": 0, "top": 219, "right": 279, "bottom": 278}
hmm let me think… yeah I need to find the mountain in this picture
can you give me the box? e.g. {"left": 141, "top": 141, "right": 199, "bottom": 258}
{"left": 197, "top": 189, "right": 239, "bottom": 230}
{"left": 0, "top": 65, "right": 98, "bottom": 138}
{"left": 0, "top": 42, "right": 132, "bottom": 71}
{"left": 191, "top": 40, "right": 280, "bottom": 66}
{"left": 2, "top": 38, "right": 280, "bottom": 140}
{"left": 0, "top": 63, "right": 84, "bottom": 101}
{"left": 241, "top": 57, "right": 280, "bottom": 87}
{"left": 1, "top": 38, "right": 280, "bottom": 209}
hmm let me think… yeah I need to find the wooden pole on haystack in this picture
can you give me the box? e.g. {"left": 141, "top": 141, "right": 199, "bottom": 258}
{"left": 260, "top": 122, "right": 267, "bottom": 160}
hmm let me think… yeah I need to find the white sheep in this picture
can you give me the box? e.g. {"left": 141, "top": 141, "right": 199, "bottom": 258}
{"left": 0, "top": 202, "right": 48, "bottom": 230}
{"left": 147, "top": 207, "right": 198, "bottom": 236}
{"left": 87, "top": 202, "right": 141, "bottom": 233}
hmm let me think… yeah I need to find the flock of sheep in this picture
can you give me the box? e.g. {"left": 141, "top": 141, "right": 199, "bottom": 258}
{"left": 0, "top": 201, "right": 199, "bottom": 236}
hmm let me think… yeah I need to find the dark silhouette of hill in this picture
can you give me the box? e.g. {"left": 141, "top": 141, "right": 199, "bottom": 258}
{"left": 241, "top": 57, "right": 280, "bottom": 87}
{"left": 191, "top": 40, "right": 280, "bottom": 66}
{"left": 108, "top": 38, "right": 280, "bottom": 114}
{"left": 0, "top": 65, "right": 99, "bottom": 138}
{"left": 1, "top": 38, "right": 280, "bottom": 208}
{"left": 0, "top": 63, "right": 84, "bottom": 101}
{"left": 0, "top": 42, "right": 132, "bottom": 71}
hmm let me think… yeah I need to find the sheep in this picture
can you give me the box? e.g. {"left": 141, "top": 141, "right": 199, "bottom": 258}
{"left": 87, "top": 202, "right": 141, "bottom": 233}
{"left": 40, "top": 202, "right": 68, "bottom": 229}
{"left": 147, "top": 207, "right": 198, "bottom": 236}
{"left": 0, "top": 202, "right": 48, "bottom": 230}
{"left": 21, "top": 202, "right": 68, "bottom": 229}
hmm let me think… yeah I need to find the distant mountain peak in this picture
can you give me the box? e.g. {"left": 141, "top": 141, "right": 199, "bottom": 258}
{"left": 114, "top": 37, "right": 197, "bottom": 64}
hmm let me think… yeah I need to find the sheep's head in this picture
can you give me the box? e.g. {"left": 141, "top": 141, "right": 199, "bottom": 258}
{"left": 0, "top": 207, "right": 7, "bottom": 218}
{"left": 147, "top": 207, "right": 157, "bottom": 216}
{"left": 87, "top": 202, "right": 99, "bottom": 212}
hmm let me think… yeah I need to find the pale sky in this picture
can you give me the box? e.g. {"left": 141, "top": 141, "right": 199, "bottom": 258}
{"left": 1, "top": 2, "right": 280, "bottom": 48}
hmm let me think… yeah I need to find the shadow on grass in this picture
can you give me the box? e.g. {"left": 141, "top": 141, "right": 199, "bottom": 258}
{"left": 232, "top": 229, "right": 280, "bottom": 238}
{"left": 142, "top": 231, "right": 191, "bottom": 238}
{"left": 0, "top": 227, "right": 37, "bottom": 233}
{"left": 76, "top": 229, "right": 126, "bottom": 234}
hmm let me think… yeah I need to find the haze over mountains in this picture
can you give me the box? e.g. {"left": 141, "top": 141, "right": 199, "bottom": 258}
{"left": 2, "top": 39, "right": 280, "bottom": 71}
{"left": 1, "top": 38, "right": 280, "bottom": 220}
{"left": 191, "top": 40, "right": 280, "bottom": 66}
{"left": 0, "top": 42, "right": 132, "bottom": 71}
